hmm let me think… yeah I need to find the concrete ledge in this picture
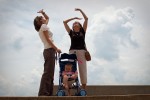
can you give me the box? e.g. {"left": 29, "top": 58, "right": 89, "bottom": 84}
{"left": 0, "top": 85, "right": 150, "bottom": 100}
{"left": 0, "top": 95, "right": 150, "bottom": 100}
{"left": 53, "top": 85, "right": 150, "bottom": 95}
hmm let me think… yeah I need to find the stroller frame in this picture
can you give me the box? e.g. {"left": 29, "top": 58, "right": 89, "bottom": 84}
{"left": 56, "top": 53, "right": 86, "bottom": 96}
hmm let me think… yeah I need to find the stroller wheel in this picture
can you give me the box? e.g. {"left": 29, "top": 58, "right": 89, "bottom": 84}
{"left": 79, "top": 89, "right": 87, "bottom": 96}
{"left": 56, "top": 90, "right": 65, "bottom": 96}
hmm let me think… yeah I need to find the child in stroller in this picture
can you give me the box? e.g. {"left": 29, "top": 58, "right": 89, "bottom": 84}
{"left": 62, "top": 63, "right": 78, "bottom": 96}
{"left": 56, "top": 53, "right": 87, "bottom": 96}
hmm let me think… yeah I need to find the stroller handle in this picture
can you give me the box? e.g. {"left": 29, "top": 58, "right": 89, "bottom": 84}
{"left": 59, "top": 53, "right": 77, "bottom": 61}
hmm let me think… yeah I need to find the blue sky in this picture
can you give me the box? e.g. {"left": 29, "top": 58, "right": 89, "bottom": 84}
{"left": 0, "top": 0, "right": 150, "bottom": 96}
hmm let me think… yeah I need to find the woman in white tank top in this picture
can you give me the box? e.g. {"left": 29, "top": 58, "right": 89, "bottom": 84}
{"left": 34, "top": 9, "right": 61, "bottom": 96}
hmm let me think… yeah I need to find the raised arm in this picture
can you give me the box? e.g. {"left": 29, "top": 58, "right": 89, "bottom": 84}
{"left": 37, "top": 9, "right": 49, "bottom": 25}
{"left": 63, "top": 17, "right": 82, "bottom": 33}
{"left": 75, "top": 8, "right": 88, "bottom": 32}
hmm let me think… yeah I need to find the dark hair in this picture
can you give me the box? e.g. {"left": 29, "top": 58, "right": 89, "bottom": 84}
{"left": 72, "top": 22, "right": 84, "bottom": 32}
{"left": 33, "top": 16, "right": 42, "bottom": 32}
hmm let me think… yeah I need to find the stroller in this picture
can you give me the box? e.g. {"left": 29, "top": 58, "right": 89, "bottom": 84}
{"left": 56, "top": 53, "right": 87, "bottom": 96}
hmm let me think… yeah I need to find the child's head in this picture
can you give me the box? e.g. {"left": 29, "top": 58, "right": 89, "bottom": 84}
{"left": 65, "top": 63, "right": 72, "bottom": 72}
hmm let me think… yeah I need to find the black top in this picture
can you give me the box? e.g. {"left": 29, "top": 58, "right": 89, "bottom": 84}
{"left": 69, "top": 29, "right": 86, "bottom": 50}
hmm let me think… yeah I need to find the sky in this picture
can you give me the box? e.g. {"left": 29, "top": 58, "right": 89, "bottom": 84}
{"left": 0, "top": 0, "right": 150, "bottom": 96}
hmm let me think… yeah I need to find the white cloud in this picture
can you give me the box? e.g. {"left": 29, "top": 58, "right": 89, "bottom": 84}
{"left": 86, "top": 6, "right": 150, "bottom": 85}
{"left": 87, "top": 7, "right": 137, "bottom": 61}
{"left": 0, "top": 67, "right": 42, "bottom": 96}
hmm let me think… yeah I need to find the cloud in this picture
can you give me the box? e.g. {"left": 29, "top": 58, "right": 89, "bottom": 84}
{"left": 87, "top": 7, "right": 137, "bottom": 61}
{"left": 0, "top": 75, "right": 11, "bottom": 96}
{"left": 86, "top": 6, "right": 150, "bottom": 85}
{"left": 0, "top": 67, "right": 42, "bottom": 96}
